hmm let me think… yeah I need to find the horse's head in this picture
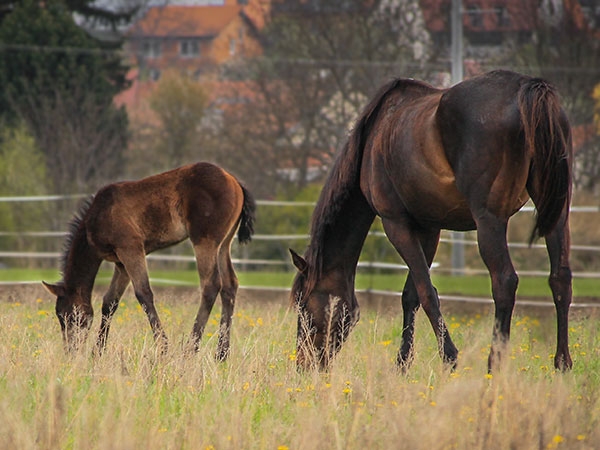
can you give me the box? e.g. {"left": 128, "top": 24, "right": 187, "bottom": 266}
{"left": 289, "top": 249, "right": 360, "bottom": 371}
{"left": 42, "top": 281, "right": 93, "bottom": 352}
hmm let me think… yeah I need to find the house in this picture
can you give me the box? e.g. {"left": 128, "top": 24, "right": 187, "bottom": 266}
{"left": 125, "top": 0, "right": 270, "bottom": 81}
{"left": 420, "top": 0, "right": 599, "bottom": 57}
{"left": 421, "top": 0, "right": 541, "bottom": 61}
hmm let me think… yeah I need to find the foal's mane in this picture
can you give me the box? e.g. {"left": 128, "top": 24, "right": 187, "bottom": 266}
{"left": 301, "top": 78, "right": 429, "bottom": 293}
{"left": 60, "top": 196, "right": 94, "bottom": 276}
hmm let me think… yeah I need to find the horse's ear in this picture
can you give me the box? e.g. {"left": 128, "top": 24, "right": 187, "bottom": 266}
{"left": 42, "top": 281, "right": 65, "bottom": 297}
{"left": 289, "top": 248, "right": 308, "bottom": 273}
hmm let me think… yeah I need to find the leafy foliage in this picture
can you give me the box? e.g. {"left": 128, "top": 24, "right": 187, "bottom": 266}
{"left": 211, "top": 0, "right": 433, "bottom": 198}
{"left": 0, "top": 0, "right": 131, "bottom": 194}
{"left": 148, "top": 71, "right": 210, "bottom": 168}
{"left": 499, "top": 6, "right": 600, "bottom": 192}
{"left": 0, "top": 124, "right": 49, "bottom": 266}
{"left": 0, "top": 0, "right": 129, "bottom": 124}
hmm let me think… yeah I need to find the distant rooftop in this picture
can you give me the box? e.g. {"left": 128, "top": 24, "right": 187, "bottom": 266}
{"left": 127, "top": 4, "right": 243, "bottom": 39}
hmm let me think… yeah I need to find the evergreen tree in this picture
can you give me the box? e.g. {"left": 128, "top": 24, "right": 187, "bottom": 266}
{"left": 0, "top": 0, "right": 132, "bottom": 193}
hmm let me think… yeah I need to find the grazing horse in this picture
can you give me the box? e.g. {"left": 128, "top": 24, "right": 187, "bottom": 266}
{"left": 290, "top": 70, "right": 573, "bottom": 372}
{"left": 43, "top": 162, "right": 255, "bottom": 360}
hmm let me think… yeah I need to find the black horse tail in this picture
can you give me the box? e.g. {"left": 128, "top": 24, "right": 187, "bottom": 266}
{"left": 518, "top": 77, "right": 572, "bottom": 244}
{"left": 237, "top": 184, "right": 256, "bottom": 244}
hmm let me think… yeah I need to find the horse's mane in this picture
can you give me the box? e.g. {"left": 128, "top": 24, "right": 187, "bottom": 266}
{"left": 60, "top": 196, "right": 94, "bottom": 276}
{"left": 300, "top": 78, "right": 427, "bottom": 295}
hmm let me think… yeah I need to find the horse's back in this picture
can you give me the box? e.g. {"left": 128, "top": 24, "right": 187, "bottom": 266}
{"left": 85, "top": 162, "right": 244, "bottom": 256}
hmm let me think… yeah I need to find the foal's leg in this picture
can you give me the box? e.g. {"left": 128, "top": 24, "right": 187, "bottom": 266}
{"left": 545, "top": 211, "right": 573, "bottom": 370}
{"left": 398, "top": 230, "right": 441, "bottom": 370}
{"left": 215, "top": 241, "right": 239, "bottom": 361}
{"left": 95, "top": 263, "right": 130, "bottom": 355}
{"left": 189, "top": 239, "right": 222, "bottom": 354}
{"left": 474, "top": 212, "right": 518, "bottom": 372}
{"left": 116, "top": 246, "right": 168, "bottom": 352}
{"left": 382, "top": 219, "right": 458, "bottom": 367}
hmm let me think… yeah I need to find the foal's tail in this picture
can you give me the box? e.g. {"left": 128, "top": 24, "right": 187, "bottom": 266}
{"left": 237, "top": 184, "right": 256, "bottom": 244}
{"left": 519, "top": 77, "right": 572, "bottom": 243}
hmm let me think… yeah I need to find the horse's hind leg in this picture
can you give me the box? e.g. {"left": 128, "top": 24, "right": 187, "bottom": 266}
{"left": 398, "top": 230, "right": 441, "bottom": 370}
{"left": 215, "top": 242, "right": 239, "bottom": 362}
{"left": 474, "top": 212, "right": 518, "bottom": 372}
{"left": 382, "top": 219, "right": 458, "bottom": 367}
{"left": 398, "top": 273, "right": 419, "bottom": 369}
{"left": 545, "top": 211, "right": 573, "bottom": 370}
{"left": 189, "top": 240, "right": 222, "bottom": 354}
{"left": 95, "top": 263, "right": 130, "bottom": 355}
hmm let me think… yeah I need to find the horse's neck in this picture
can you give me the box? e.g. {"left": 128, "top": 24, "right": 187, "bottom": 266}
{"left": 312, "top": 187, "right": 375, "bottom": 280}
{"left": 63, "top": 224, "right": 102, "bottom": 295}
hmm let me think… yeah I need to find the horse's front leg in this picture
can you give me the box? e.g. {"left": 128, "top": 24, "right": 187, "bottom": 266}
{"left": 545, "top": 211, "right": 573, "bottom": 371}
{"left": 117, "top": 248, "right": 168, "bottom": 353}
{"left": 95, "top": 263, "right": 130, "bottom": 356}
{"left": 474, "top": 213, "right": 517, "bottom": 372}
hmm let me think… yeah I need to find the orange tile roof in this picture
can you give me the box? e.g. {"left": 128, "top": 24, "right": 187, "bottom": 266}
{"left": 128, "top": 5, "right": 242, "bottom": 38}
{"left": 242, "top": 0, "right": 271, "bottom": 30}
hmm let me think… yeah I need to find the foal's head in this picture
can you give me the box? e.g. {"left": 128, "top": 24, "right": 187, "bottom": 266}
{"left": 43, "top": 281, "right": 93, "bottom": 352}
{"left": 289, "top": 250, "right": 359, "bottom": 371}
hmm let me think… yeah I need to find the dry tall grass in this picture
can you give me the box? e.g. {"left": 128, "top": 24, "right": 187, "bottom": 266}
{"left": 1, "top": 292, "right": 599, "bottom": 450}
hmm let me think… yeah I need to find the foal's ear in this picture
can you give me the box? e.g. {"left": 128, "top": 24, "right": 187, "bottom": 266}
{"left": 42, "top": 281, "right": 65, "bottom": 297}
{"left": 289, "top": 248, "right": 308, "bottom": 273}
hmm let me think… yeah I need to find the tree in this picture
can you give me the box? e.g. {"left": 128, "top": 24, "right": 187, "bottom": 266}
{"left": 0, "top": 124, "right": 49, "bottom": 267}
{"left": 594, "top": 82, "right": 600, "bottom": 135}
{"left": 0, "top": 0, "right": 131, "bottom": 194}
{"left": 499, "top": 2, "right": 600, "bottom": 192}
{"left": 211, "top": 0, "right": 433, "bottom": 197}
{"left": 0, "top": 0, "right": 137, "bottom": 25}
{"left": 148, "top": 70, "right": 210, "bottom": 168}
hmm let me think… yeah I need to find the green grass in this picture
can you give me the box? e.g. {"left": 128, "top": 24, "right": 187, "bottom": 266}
{"left": 1, "top": 291, "right": 599, "bottom": 449}
{"left": 2, "top": 267, "right": 598, "bottom": 299}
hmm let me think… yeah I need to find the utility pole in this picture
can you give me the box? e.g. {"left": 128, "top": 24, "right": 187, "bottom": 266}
{"left": 451, "top": 0, "right": 463, "bottom": 83}
{"left": 450, "top": 0, "right": 465, "bottom": 276}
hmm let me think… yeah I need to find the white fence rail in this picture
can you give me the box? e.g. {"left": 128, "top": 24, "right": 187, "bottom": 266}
{"left": 1, "top": 195, "right": 600, "bottom": 280}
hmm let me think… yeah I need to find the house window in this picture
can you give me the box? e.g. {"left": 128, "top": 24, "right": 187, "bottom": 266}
{"left": 229, "top": 38, "right": 236, "bottom": 56}
{"left": 141, "top": 40, "right": 161, "bottom": 58}
{"left": 495, "top": 6, "right": 511, "bottom": 28}
{"left": 466, "top": 5, "right": 483, "bottom": 29}
{"left": 180, "top": 40, "right": 200, "bottom": 58}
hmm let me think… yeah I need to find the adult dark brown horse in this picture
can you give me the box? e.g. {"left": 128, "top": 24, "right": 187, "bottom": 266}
{"left": 43, "top": 162, "right": 255, "bottom": 360}
{"left": 290, "top": 70, "right": 573, "bottom": 372}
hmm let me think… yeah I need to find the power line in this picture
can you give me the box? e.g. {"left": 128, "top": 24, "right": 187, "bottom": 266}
{"left": 0, "top": 43, "right": 124, "bottom": 57}
{"left": 0, "top": 43, "right": 599, "bottom": 74}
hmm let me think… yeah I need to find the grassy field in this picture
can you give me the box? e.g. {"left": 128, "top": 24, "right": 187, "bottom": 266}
{"left": 1, "top": 287, "right": 599, "bottom": 449}
{"left": 1, "top": 267, "right": 599, "bottom": 299}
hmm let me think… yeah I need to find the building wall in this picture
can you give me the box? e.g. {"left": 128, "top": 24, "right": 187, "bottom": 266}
{"left": 208, "top": 15, "right": 263, "bottom": 65}
{"left": 126, "top": 15, "right": 262, "bottom": 80}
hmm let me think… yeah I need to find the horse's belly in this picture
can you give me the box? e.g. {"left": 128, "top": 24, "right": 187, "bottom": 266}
{"left": 400, "top": 185, "right": 475, "bottom": 231}
{"left": 365, "top": 165, "right": 475, "bottom": 230}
